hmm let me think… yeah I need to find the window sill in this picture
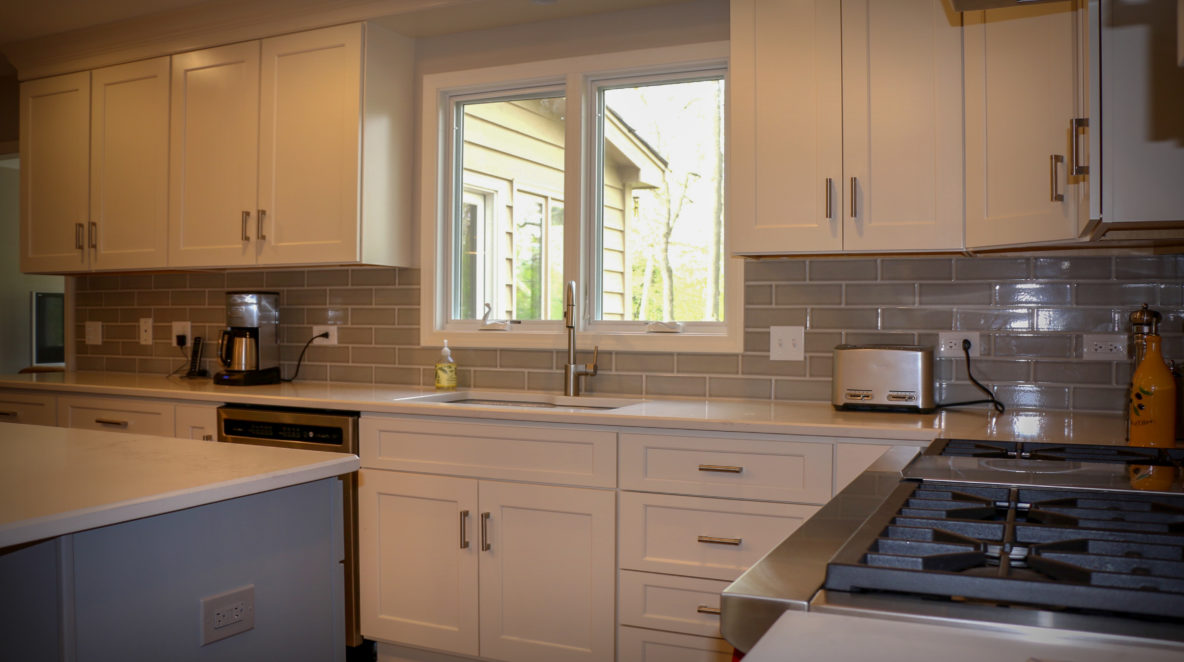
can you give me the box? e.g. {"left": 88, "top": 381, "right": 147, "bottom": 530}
{"left": 420, "top": 326, "right": 742, "bottom": 354}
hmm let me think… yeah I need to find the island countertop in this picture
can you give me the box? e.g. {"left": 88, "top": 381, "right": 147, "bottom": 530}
{"left": 0, "top": 422, "right": 358, "bottom": 549}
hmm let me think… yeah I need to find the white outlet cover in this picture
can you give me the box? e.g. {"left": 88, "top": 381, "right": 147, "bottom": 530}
{"left": 171, "top": 321, "right": 192, "bottom": 347}
{"left": 201, "top": 584, "right": 255, "bottom": 645}
{"left": 770, "top": 326, "right": 805, "bottom": 361}
{"left": 138, "top": 318, "right": 153, "bottom": 345}
{"left": 311, "top": 325, "right": 337, "bottom": 345}
{"left": 937, "top": 332, "right": 981, "bottom": 358}
{"left": 85, "top": 321, "right": 102, "bottom": 346}
{"left": 1083, "top": 334, "right": 1127, "bottom": 360}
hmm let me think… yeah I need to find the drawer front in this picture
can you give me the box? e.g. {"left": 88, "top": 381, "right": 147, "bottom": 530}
{"left": 0, "top": 390, "right": 57, "bottom": 427}
{"left": 619, "top": 570, "right": 729, "bottom": 638}
{"left": 174, "top": 403, "right": 222, "bottom": 440}
{"left": 57, "top": 395, "right": 175, "bottom": 437}
{"left": 619, "top": 492, "right": 818, "bottom": 582}
{"left": 620, "top": 432, "right": 832, "bottom": 503}
{"left": 361, "top": 414, "right": 617, "bottom": 487}
{"left": 617, "top": 626, "right": 733, "bottom": 662}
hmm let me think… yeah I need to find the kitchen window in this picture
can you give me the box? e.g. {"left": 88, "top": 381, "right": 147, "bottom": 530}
{"left": 420, "top": 42, "right": 739, "bottom": 352}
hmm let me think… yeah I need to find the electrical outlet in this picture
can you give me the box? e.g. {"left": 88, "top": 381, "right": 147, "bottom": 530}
{"left": 200, "top": 584, "right": 255, "bottom": 645}
{"left": 138, "top": 318, "right": 153, "bottom": 345}
{"left": 311, "top": 325, "right": 337, "bottom": 345}
{"left": 1083, "top": 334, "right": 1127, "bottom": 360}
{"left": 937, "top": 331, "right": 981, "bottom": 358}
{"left": 770, "top": 325, "right": 805, "bottom": 361}
{"left": 85, "top": 321, "right": 102, "bottom": 346}
{"left": 171, "top": 321, "right": 192, "bottom": 347}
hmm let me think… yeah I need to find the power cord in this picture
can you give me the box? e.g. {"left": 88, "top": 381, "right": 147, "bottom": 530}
{"left": 935, "top": 338, "right": 1006, "bottom": 413}
{"left": 167, "top": 336, "right": 190, "bottom": 378}
{"left": 281, "top": 331, "right": 330, "bottom": 383}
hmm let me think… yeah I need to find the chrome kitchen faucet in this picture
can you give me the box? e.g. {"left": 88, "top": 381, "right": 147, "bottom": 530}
{"left": 563, "top": 281, "right": 598, "bottom": 396}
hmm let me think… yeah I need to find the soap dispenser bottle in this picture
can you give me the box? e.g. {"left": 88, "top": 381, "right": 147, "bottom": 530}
{"left": 1128, "top": 331, "right": 1177, "bottom": 447}
{"left": 435, "top": 340, "right": 457, "bottom": 390}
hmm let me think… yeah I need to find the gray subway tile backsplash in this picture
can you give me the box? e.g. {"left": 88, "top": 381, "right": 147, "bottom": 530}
{"left": 70, "top": 256, "right": 1181, "bottom": 413}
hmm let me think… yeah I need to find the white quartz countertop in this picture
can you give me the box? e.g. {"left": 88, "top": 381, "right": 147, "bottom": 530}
{"left": 0, "top": 371, "right": 1127, "bottom": 444}
{"left": 0, "top": 422, "right": 358, "bottom": 549}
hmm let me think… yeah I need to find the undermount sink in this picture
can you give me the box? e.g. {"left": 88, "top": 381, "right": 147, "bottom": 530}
{"left": 401, "top": 390, "right": 640, "bottom": 411}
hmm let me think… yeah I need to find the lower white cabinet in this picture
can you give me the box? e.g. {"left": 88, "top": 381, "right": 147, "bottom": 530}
{"left": 0, "top": 390, "right": 57, "bottom": 427}
{"left": 618, "top": 570, "right": 729, "bottom": 639}
{"left": 359, "top": 469, "right": 616, "bottom": 662}
{"left": 174, "top": 402, "right": 221, "bottom": 440}
{"left": 617, "top": 627, "right": 735, "bottom": 662}
{"left": 57, "top": 394, "right": 175, "bottom": 436}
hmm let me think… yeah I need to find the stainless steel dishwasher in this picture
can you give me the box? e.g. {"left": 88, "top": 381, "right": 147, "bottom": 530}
{"left": 216, "top": 405, "right": 362, "bottom": 648}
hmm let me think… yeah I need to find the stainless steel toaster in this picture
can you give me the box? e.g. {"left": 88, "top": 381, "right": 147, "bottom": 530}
{"left": 832, "top": 344, "right": 935, "bottom": 413}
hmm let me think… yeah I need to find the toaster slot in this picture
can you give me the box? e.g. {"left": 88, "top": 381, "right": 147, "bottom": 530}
{"left": 844, "top": 389, "right": 873, "bottom": 401}
{"left": 887, "top": 391, "right": 917, "bottom": 403}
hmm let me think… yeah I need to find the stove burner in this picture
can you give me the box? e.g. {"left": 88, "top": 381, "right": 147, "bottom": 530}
{"left": 928, "top": 439, "right": 1184, "bottom": 467}
{"left": 824, "top": 482, "right": 1184, "bottom": 620}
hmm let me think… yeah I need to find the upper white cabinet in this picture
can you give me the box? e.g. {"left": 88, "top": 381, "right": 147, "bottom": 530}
{"left": 20, "top": 58, "right": 170, "bottom": 273}
{"left": 730, "top": 0, "right": 963, "bottom": 255}
{"left": 1089, "top": 0, "right": 1184, "bottom": 228}
{"left": 964, "top": 2, "right": 1089, "bottom": 249}
{"left": 169, "top": 22, "right": 413, "bottom": 268}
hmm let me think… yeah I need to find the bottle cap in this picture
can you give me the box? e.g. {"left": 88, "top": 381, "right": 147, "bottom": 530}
{"left": 441, "top": 340, "right": 452, "bottom": 359}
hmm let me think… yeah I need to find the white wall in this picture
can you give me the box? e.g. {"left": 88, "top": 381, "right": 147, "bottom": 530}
{"left": 0, "top": 157, "right": 65, "bottom": 374}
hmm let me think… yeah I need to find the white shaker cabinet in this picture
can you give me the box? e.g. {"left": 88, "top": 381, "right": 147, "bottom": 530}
{"left": 359, "top": 415, "right": 616, "bottom": 662}
{"left": 730, "top": 0, "right": 963, "bottom": 255}
{"left": 20, "top": 58, "right": 170, "bottom": 273}
{"left": 360, "top": 471, "right": 615, "bottom": 662}
{"left": 169, "top": 22, "right": 413, "bottom": 269}
{"left": 964, "top": 2, "right": 1089, "bottom": 248}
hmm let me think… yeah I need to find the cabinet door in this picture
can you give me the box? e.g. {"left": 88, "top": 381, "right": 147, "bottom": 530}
{"left": 1098, "top": 0, "right": 1184, "bottom": 223}
{"left": 617, "top": 626, "right": 734, "bottom": 662}
{"left": 0, "top": 390, "right": 57, "bottom": 427}
{"left": 841, "top": 0, "right": 963, "bottom": 251}
{"left": 174, "top": 403, "right": 220, "bottom": 440}
{"left": 169, "top": 41, "right": 260, "bottom": 267}
{"left": 256, "top": 24, "right": 361, "bottom": 265}
{"left": 729, "top": 0, "right": 843, "bottom": 254}
{"left": 90, "top": 57, "right": 170, "bottom": 270}
{"left": 56, "top": 395, "right": 175, "bottom": 436}
{"left": 965, "top": 3, "right": 1085, "bottom": 248}
{"left": 358, "top": 471, "right": 479, "bottom": 657}
{"left": 19, "top": 72, "right": 90, "bottom": 273}
{"left": 478, "top": 481, "right": 615, "bottom": 662}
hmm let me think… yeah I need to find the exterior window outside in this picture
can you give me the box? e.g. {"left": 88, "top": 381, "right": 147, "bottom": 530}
{"left": 595, "top": 76, "right": 726, "bottom": 325}
{"left": 421, "top": 42, "right": 739, "bottom": 352}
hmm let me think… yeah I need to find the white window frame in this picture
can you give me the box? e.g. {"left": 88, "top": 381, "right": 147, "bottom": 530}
{"left": 419, "top": 41, "right": 739, "bottom": 352}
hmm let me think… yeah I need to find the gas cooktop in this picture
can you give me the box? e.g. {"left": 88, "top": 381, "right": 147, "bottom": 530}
{"left": 824, "top": 480, "right": 1184, "bottom": 620}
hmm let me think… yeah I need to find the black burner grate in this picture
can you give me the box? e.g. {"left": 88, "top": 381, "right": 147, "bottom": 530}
{"left": 824, "top": 481, "right": 1184, "bottom": 619}
{"left": 926, "top": 438, "right": 1184, "bottom": 466}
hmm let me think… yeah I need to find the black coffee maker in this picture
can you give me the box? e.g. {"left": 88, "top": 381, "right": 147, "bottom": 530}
{"left": 214, "top": 292, "right": 281, "bottom": 386}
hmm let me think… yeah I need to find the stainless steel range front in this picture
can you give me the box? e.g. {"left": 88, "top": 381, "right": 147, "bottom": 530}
{"left": 721, "top": 439, "right": 1184, "bottom": 658}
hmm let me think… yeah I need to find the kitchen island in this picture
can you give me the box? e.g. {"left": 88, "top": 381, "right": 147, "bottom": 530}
{"left": 0, "top": 423, "right": 359, "bottom": 662}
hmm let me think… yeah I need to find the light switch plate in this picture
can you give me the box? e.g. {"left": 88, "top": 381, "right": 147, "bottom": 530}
{"left": 770, "top": 326, "right": 805, "bottom": 361}
{"left": 139, "top": 318, "right": 153, "bottom": 345}
{"left": 85, "top": 321, "right": 102, "bottom": 346}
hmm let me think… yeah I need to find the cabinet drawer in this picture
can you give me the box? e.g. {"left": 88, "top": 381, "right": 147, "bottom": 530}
{"left": 0, "top": 390, "right": 57, "bottom": 427}
{"left": 361, "top": 415, "right": 616, "bottom": 487}
{"left": 620, "top": 432, "right": 832, "bottom": 503}
{"left": 619, "top": 570, "right": 728, "bottom": 638}
{"left": 57, "top": 395, "right": 175, "bottom": 437}
{"left": 617, "top": 626, "right": 733, "bottom": 662}
{"left": 619, "top": 492, "right": 818, "bottom": 582}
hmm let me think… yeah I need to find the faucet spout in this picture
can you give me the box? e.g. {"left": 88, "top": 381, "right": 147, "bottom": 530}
{"left": 562, "top": 280, "right": 597, "bottom": 396}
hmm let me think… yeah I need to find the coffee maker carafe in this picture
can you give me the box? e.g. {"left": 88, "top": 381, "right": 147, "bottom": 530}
{"left": 214, "top": 292, "right": 281, "bottom": 386}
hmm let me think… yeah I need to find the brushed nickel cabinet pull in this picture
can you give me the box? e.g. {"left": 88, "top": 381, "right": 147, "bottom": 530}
{"left": 480, "top": 512, "right": 491, "bottom": 551}
{"left": 697, "top": 535, "right": 742, "bottom": 546}
{"left": 459, "top": 510, "right": 470, "bottom": 549}
{"left": 241, "top": 211, "right": 251, "bottom": 241}
{"left": 257, "top": 209, "right": 267, "bottom": 240}
{"left": 1070, "top": 118, "right": 1089, "bottom": 176}
{"left": 697, "top": 605, "right": 721, "bottom": 615}
{"left": 850, "top": 177, "right": 858, "bottom": 218}
{"left": 1050, "top": 155, "right": 1065, "bottom": 202}
{"left": 75, "top": 223, "right": 84, "bottom": 250}
{"left": 94, "top": 418, "right": 128, "bottom": 428}
{"left": 88, "top": 221, "right": 97, "bottom": 249}
{"left": 824, "top": 177, "right": 833, "bottom": 219}
{"left": 698, "top": 464, "right": 743, "bottom": 474}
